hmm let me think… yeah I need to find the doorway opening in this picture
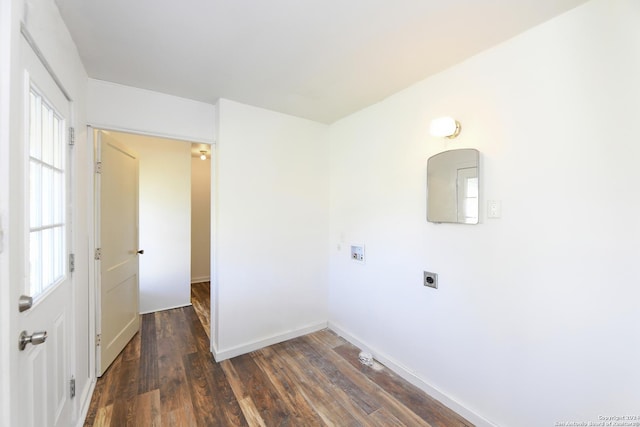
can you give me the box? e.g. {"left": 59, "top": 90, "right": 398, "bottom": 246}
{"left": 93, "top": 129, "right": 211, "bottom": 374}
{"left": 190, "top": 143, "right": 212, "bottom": 285}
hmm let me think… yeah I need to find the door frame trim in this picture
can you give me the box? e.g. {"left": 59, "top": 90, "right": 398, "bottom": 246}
{"left": 87, "top": 125, "right": 215, "bottom": 378}
{"left": 85, "top": 124, "right": 98, "bottom": 394}
{"left": 20, "top": 24, "right": 72, "bottom": 102}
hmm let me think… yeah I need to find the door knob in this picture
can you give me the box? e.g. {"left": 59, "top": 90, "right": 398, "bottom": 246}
{"left": 137, "top": 249, "right": 144, "bottom": 255}
{"left": 19, "top": 330, "right": 48, "bottom": 351}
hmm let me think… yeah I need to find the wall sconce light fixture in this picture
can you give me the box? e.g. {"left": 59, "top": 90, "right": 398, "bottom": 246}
{"left": 200, "top": 151, "right": 207, "bottom": 160}
{"left": 430, "top": 117, "right": 461, "bottom": 139}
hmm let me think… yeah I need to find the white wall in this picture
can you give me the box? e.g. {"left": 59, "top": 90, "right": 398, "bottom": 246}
{"left": 117, "top": 132, "right": 192, "bottom": 314}
{"left": 214, "top": 98, "right": 329, "bottom": 359}
{"left": 0, "top": 0, "right": 15, "bottom": 423}
{"left": 191, "top": 156, "right": 211, "bottom": 283}
{"left": 87, "top": 78, "right": 216, "bottom": 144}
{"left": 327, "top": 1, "right": 640, "bottom": 426}
{"left": 0, "top": 0, "right": 92, "bottom": 425}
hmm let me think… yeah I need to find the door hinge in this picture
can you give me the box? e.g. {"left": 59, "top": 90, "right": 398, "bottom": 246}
{"left": 69, "top": 376, "right": 76, "bottom": 398}
{"left": 94, "top": 248, "right": 102, "bottom": 260}
{"left": 69, "top": 253, "right": 75, "bottom": 273}
{"left": 95, "top": 161, "right": 102, "bottom": 174}
{"left": 96, "top": 334, "right": 101, "bottom": 346}
{"left": 68, "top": 127, "right": 75, "bottom": 146}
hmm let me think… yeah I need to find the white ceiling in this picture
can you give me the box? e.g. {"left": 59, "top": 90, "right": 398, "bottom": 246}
{"left": 55, "top": 0, "right": 588, "bottom": 124}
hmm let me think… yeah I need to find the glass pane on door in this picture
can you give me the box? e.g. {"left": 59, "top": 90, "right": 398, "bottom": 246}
{"left": 27, "top": 87, "right": 66, "bottom": 298}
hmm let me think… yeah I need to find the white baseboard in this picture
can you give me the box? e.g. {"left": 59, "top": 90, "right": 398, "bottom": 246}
{"left": 76, "top": 378, "right": 96, "bottom": 427}
{"left": 328, "top": 322, "right": 497, "bottom": 427}
{"left": 191, "top": 276, "right": 211, "bottom": 284}
{"left": 212, "top": 321, "right": 328, "bottom": 362}
{"left": 139, "top": 302, "right": 192, "bottom": 315}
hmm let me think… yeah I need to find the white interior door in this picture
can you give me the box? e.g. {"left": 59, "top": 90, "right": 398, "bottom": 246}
{"left": 14, "top": 36, "right": 73, "bottom": 427}
{"left": 96, "top": 130, "right": 141, "bottom": 375}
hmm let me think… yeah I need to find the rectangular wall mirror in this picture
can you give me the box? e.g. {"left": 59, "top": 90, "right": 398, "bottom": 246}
{"left": 427, "top": 148, "right": 479, "bottom": 224}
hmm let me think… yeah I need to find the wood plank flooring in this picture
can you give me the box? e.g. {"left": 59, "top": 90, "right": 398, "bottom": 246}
{"left": 84, "top": 282, "right": 473, "bottom": 426}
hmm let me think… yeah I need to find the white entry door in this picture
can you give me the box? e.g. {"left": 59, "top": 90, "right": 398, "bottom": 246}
{"left": 95, "top": 130, "right": 141, "bottom": 375}
{"left": 13, "top": 36, "right": 73, "bottom": 427}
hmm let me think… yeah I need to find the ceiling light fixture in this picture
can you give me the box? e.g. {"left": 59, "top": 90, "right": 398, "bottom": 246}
{"left": 200, "top": 151, "right": 207, "bottom": 160}
{"left": 430, "top": 117, "right": 461, "bottom": 139}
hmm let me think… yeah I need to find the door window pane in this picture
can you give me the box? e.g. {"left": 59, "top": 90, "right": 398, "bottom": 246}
{"left": 30, "top": 161, "right": 42, "bottom": 227}
{"left": 27, "top": 87, "right": 66, "bottom": 298}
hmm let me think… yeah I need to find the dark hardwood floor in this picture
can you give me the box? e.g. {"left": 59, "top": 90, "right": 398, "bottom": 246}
{"left": 84, "top": 282, "right": 473, "bottom": 426}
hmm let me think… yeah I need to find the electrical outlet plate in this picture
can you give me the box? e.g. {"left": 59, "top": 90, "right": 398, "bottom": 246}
{"left": 423, "top": 271, "right": 438, "bottom": 289}
{"left": 487, "top": 200, "right": 502, "bottom": 218}
{"left": 350, "top": 245, "right": 365, "bottom": 263}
